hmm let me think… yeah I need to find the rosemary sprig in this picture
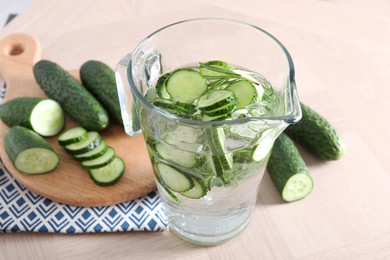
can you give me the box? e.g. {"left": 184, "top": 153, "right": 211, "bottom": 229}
{"left": 199, "top": 62, "right": 241, "bottom": 77}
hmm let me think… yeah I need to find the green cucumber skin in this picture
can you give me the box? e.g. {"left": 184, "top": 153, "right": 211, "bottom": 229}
{"left": 33, "top": 60, "right": 109, "bottom": 131}
{"left": 4, "top": 126, "right": 59, "bottom": 170}
{"left": 80, "top": 60, "right": 123, "bottom": 124}
{"left": 0, "top": 97, "right": 45, "bottom": 130}
{"left": 266, "top": 133, "right": 310, "bottom": 198}
{"left": 284, "top": 103, "right": 346, "bottom": 160}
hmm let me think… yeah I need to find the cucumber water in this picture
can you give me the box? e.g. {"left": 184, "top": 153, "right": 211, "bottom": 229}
{"left": 144, "top": 60, "right": 278, "bottom": 203}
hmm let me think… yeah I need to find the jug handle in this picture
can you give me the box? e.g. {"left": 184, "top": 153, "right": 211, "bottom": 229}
{"left": 115, "top": 53, "right": 142, "bottom": 136}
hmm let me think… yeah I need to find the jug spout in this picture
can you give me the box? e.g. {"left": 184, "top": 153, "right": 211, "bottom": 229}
{"left": 115, "top": 53, "right": 141, "bottom": 136}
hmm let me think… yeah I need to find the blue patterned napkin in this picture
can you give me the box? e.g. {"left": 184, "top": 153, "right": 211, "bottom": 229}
{"left": 0, "top": 80, "right": 168, "bottom": 233}
{"left": 0, "top": 162, "right": 168, "bottom": 233}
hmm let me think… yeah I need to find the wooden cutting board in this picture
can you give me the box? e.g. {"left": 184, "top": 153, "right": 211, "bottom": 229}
{"left": 0, "top": 33, "right": 156, "bottom": 207}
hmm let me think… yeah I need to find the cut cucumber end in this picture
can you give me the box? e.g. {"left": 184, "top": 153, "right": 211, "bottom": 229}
{"left": 31, "top": 99, "right": 65, "bottom": 136}
{"left": 15, "top": 148, "right": 59, "bottom": 174}
{"left": 282, "top": 173, "right": 314, "bottom": 202}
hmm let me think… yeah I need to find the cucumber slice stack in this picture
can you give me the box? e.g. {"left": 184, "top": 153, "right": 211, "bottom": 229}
{"left": 58, "top": 126, "right": 125, "bottom": 186}
{"left": 150, "top": 60, "right": 263, "bottom": 121}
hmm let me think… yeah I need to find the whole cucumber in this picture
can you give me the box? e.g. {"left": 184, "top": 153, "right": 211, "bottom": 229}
{"left": 267, "top": 133, "right": 314, "bottom": 202}
{"left": 33, "top": 60, "right": 109, "bottom": 131}
{"left": 285, "top": 103, "right": 346, "bottom": 160}
{"left": 4, "top": 126, "right": 60, "bottom": 174}
{"left": 80, "top": 60, "right": 123, "bottom": 124}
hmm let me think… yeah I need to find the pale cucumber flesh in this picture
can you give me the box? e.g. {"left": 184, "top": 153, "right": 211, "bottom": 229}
{"left": 15, "top": 148, "right": 59, "bottom": 174}
{"left": 31, "top": 99, "right": 65, "bottom": 136}
{"left": 282, "top": 173, "right": 314, "bottom": 202}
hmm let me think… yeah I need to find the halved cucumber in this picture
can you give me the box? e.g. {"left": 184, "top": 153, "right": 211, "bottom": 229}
{"left": 156, "top": 163, "right": 194, "bottom": 192}
{"left": 267, "top": 133, "right": 314, "bottom": 202}
{"left": 4, "top": 126, "right": 59, "bottom": 174}
{"left": 156, "top": 142, "right": 197, "bottom": 168}
{"left": 58, "top": 126, "right": 88, "bottom": 146}
{"left": 65, "top": 131, "right": 102, "bottom": 155}
{"left": 166, "top": 69, "right": 207, "bottom": 103}
{"left": 0, "top": 97, "right": 65, "bottom": 137}
{"left": 74, "top": 140, "right": 108, "bottom": 161}
{"left": 226, "top": 80, "right": 257, "bottom": 109}
{"left": 89, "top": 156, "right": 125, "bottom": 186}
{"left": 81, "top": 147, "right": 116, "bottom": 169}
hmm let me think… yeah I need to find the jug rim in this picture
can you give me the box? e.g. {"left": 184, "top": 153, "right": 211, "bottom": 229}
{"left": 128, "top": 17, "right": 302, "bottom": 126}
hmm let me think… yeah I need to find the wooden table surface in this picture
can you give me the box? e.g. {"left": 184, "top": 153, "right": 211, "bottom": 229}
{"left": 1, "top": 0, "right": 390, "bottom": 259}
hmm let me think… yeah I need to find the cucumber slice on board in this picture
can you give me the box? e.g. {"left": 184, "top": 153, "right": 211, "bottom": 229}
{"left": 156, "top": 163, "right": 194, "bottom": 192}
{"left": 64, "top": 131, "right": 102, "bottom": 155}
{"left": 267, "top": 133, "right": 314, "bottom": 202}
{"left": 89, "top": 156, "right": 125, "bottom": 186}
{"left": 0, "top": 97, "right": 65, "bottom": 137}
{"left": 4, "top": 126, "right": 60, "bottom": 174}
{"left": 74, "top": 140, "right": 108, "bottom": 161}
{"left": 58, "top": 126, "right": 88, "bottom": 146}
{"left": 81, "top": 147, "right": 116, "bottom": 169}
{"left": 166, "top": 69, "right": 207, "bottom": 103}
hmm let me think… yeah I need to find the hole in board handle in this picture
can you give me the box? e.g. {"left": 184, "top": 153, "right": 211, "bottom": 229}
{"left": 4, "top": 43, "right": 25, "bottom": 56}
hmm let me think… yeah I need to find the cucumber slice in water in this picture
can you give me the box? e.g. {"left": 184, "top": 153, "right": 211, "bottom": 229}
{"left": 156, "top": 142, "right": 197, "bottom": 168}
{"left": 166, "top": 69, "right": 207, "bottom": 103}
{"left": 197, "top": 90, "right": 237, "bottom": 111}
{"left": 156, "top": 163, "right": 194, "bottom": 192}
{"left": 179, "top": 177, "right": 207, "bottom": 199}
{"left": 206, "top": 128, "right": 233, "bottom": 179}
{"left": 226, "top": 80, "right": 257, "bottom": 109}
{"left": 155, "top": 73, "right": 171, "bottom": 99}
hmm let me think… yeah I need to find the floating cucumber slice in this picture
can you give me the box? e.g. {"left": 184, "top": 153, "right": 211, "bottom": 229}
{"left": 179, "top": 177, "right": 207, "bottom": 199}
{"left": 156, "top": 163, "right": 194, "bottom": 192}
{"left": 166, "top": 69, "right": 207, "bottom": 103}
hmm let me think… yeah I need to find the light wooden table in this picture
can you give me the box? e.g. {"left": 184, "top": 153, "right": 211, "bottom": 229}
{"left": 1, "top": 0, "right": 390, "bottom": 259}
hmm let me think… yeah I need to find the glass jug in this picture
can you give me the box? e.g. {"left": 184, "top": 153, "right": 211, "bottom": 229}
{"left": 115, "top": 18, "right": 301, "bottom": 245}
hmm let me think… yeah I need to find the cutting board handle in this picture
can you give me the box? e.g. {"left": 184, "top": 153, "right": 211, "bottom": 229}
{"left": 0, "top": 33, "right": 42, "bottom": 81}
